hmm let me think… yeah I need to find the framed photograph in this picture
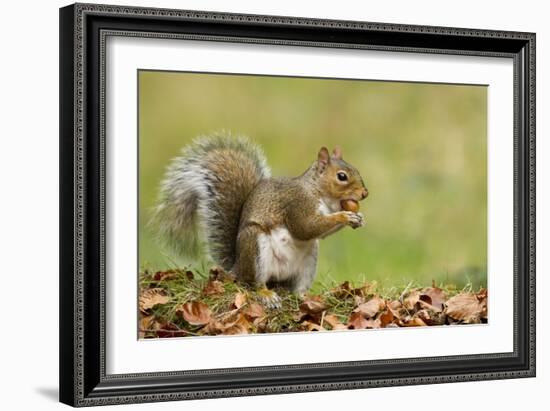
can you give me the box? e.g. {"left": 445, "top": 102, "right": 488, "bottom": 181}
{"left": 59, "top": 3, "right": 536, "bottom": 407}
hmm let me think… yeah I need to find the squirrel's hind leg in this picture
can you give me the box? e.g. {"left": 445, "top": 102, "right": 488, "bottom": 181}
{"left": 233, "top": 224, "right": 282, "bottom": 309}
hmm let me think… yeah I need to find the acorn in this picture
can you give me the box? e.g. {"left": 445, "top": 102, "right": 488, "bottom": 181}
{"left": 340, "top": 199, "right": 359, "bottom": 213}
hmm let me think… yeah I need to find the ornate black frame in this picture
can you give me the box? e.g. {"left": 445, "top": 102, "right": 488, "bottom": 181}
{"left": 59, "top": 3, "right": 536, "bottom": 407}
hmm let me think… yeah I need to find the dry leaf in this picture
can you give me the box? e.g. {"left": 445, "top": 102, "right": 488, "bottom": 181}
{"left": 301, "top": 320, "right": 326, "bottom": 331}
{"left": 354, "top": 296, "right": 385, "bottom": 318}
{"left": 156, "top": 322, "right": 187, "bottom": 338}
{"left": 378, "top": 307, "right": 395, "bottom": 327}
{"left": 364, "top": 318, "right": 382, "bottom": 329}
{"left": 232, "top": 292, "right": 247, "bottom": 309}
{"left": 209, "top": 266, "right": 234, "bottom": 282}
{"left": 153, "top": 269, "right": 178, "bottom": 282}
{"left": 348, "top": 312, "right": 369, "bottom": 329}
{"left": 416, "top": 309, "right": 446, "bottom": 326}
{"left": 403, "top": 316, "right": 428, "bottom": 327}
{"left": 421, "top": 287, "right": 447, "bottom": 311}
{"left": 445, "top": 293, "right": 483, "bottom": 323}
{"left": 323, "top": 314, "right": 342, "bottom": 329}
{"left": 202, "top": 280, "right": 224, "bottom": 296}
{"left": 138, "top": 315, "right": 158, "bottom": 338}
{"left": 139, "top": 288, "right": 170, "bottom": 313}
{"left": 403, "top": 290, "right": 421, "bottom": 311}
{"left": 300, "top": 298, "right": 327, "bottom": 314}
{"left": 177, "top": 301, "right": 212, "bottom": 325}
{"left": 242, "top": 302, "right": 264, "bottom": 320}
{"left": 223, "top": 315, "right": 251, "bottom": 335}
{"left": 477, "top": 289, "right": 488, "bottom": 320}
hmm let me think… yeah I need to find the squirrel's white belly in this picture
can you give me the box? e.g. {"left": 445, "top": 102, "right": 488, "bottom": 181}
{"left": 256, "top": 227, "right": 318, "bottom": 283}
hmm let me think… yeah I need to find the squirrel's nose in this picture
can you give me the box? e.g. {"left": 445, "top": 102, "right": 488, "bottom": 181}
{"left": 361, "top": 188, "right": 369, "bottom": 199}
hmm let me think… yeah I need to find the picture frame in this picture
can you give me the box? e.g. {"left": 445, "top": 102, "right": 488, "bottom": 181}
{"left": 59, "top": 2, "right": 536, "bottom": 407}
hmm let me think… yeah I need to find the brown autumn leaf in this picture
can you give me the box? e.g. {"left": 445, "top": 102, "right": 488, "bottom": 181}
{"left": 354, "top": 296, "right": 385, "bottom": 318}
{"left": 153, "top": 269, "right": 178, "bottom": 282}
{"left": 202, "top": 280, "right": 224, "bottom": 296}
{"left": 421, "top": 287, "right": 447, "bottom": 311}
{"left": 378, "top": 307, "right": 395, "bottom": 327}
{"left": 364, "top": 318, "right": 382, "bottom": 329}
{"left": 185, "top": 270, "right": 194, "bottom": 280}
{"left": 403, "top": 290, "right": 421, "bottom": 311}
{"left": 156, "top": 322, "right": 188, "bottom": 338}
{"left": 445, "top": 293, "right": 483, "bottom": 323}
{"left": 242, "top": 302, "right": 264, "bottom": 320}
{"left": 177, "top": 301, "right": 212, "bottom": 325}
{"left": 223, "top": 314, "right": 251, "bottom": 335}
{"left": 348, "top": 312, "right": 369, "bottom": 329}
{"left": 416, "top": 309, "right": 446, "bottom": 326}
{"left": 138, "top": 315, "right": 158, "bottom": 338}
{"left": 477, "top": 288, "right": 488, "bottom": 320}
{"left": 301, "top": 320, "right": 326, "bottom": 331}
{"left": 402, "top": 316, "right": 428, "bottom": 327}
{"left": 139, "top": 288, "right": 170, "bottom": 313}
{"left": 232, "top": 292, "right": 247, "bottom": 309}
{"left": 323, "top": 314, "right": 342, "bottom": 329}
{"left": 209, "top": 266, "right": 234, "bottom": 282}
{"left": 387, "top": 300, "right": 404, "bottom": 319}
{"left": 300, "top": 297, "right": 327, "bottom": 314}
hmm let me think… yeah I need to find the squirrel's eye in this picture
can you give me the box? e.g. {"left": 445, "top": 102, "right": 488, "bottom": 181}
{"left": 337, "top": 172, "right": 348, "bottom": 182}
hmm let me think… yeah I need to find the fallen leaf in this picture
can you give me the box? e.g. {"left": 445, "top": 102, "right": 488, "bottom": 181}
{"left": 323, "top": 314, "right": 342, "bottom": 329}
{"left": 156, "top": 322, "right": 188, "bottom": 338}
{"left": 177, "top": 301, "right": 212, "bottom": 325}
{"left": 242, "top": 302, "right": 264, "bottom": 320}
{"left": 403, "top": 290, "right": 421, "bottom": 311}
{"left": 378, "top": 307, "right": 395, "bottom": 327}
{"left": 416, "top": 309, "right": 446, "bottom": 326}
{"left": 223, "top": 314, "right": 251, "bottom": 335}
{"left": 445, "top": 293, "right": 483, "bottom": 323}
{"left": 403, "top": 316, "right": 428, "bottom": 327}
{"left": 209, "top": 266, "right": 234, "bottom": 282}
{"left": 301, "top": 320, "right": 326, "bottom": 331}
{"left": 364, "top": 318, "right": 382, "bottom": 329}
{"left": 354, "top": 296, "right": 385, "bottom": 318}
{"left": 202, "top": 280, "right": 224, "bottom": 296}
{"left": 138, "top": 315, "right": 158, "bottom": 338}
{"left": 421, "top": 287, "right": 447, "bottom": 311}
{"left": 300, "top": 298, "right": 327, "bottom": 314}
{"left": 477, "top": 289, "right": 488, "bottom": 320}
{"left": 348, "top": 312, "right": 369, "bottom": 329}
{"left": 153, "top": 269, "right": 178, "bottom": 282}
{"left": 232, "top": 292, "right": 247, "bottom": 309}
{"left": 139, "top": 288, "right": 170, "bottom": 313}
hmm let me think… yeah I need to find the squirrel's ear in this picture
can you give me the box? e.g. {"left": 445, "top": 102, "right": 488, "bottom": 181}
{"left": 332, "top": 146, "right": 343, "bottom": 160}
{"left": 317, "top": 147, "right": 330, "bottom": 173}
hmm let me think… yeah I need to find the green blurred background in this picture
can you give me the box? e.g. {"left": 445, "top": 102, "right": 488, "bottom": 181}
{"left": 139, "top": 70, "right": 487, "bottom": 290}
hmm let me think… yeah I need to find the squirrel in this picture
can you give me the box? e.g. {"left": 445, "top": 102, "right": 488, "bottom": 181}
{"left": 153, "top": 133, "right": 368, "bottom": 307}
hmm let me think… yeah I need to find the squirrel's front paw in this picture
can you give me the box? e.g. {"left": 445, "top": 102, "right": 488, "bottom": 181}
{"left": 343, "top": 211, "right": 364, "bottom": 229}
{"left": 256, "top": 287, "right": 282, "bottom": 309}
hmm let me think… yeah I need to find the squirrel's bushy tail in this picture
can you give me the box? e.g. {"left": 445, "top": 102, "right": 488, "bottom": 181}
{"left": 152, "top": 133, "right": 271, "bottom": 269}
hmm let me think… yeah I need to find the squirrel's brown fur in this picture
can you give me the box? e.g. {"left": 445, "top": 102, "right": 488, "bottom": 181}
{"left": 153, "top": 133, "right": 368, "bottom": 302}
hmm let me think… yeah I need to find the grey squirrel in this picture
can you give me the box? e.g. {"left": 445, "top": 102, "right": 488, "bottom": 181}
{"left": 153, "top": 133, "right": 368, "bottom": 307}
